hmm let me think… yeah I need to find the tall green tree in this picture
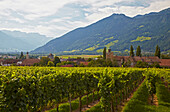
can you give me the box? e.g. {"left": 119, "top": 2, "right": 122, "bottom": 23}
{"left": 53, "top": 56, "right": 61, "bottom": 66}
{"left": 130, "top": 45, "right": 134, "bottom": 57}
{"left": 155, "top": 45, "right": 161, "bottom": 58}
{"left": 136, "top": 46, "right": 141, "bottom": 57}
{"left": 103, "top": 47, "right": 106, "bottom": 59}
{"left": 158, "top": 47, "right": 161, "bottom": 58}
{"left": 20, "top": 51, "right": 24, "bottom": 59}
{"left": 39, "top": 57, "right": 50, "bottom": 66}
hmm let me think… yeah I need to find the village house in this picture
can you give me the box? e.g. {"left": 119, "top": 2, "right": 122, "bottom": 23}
{"left": 0, "top": 59, "right": 21, "bottom": 66}
{"left": 19, "top": 59, "right": 40, "bottom": 66}
{"left": 159, "top": 59, "right": 170, "bottom": 68}
{"left": 106, "top": 49, "right": 161, "bottom": 67}
{"left": 48, "top": 53, "right": 54, "bottom": 59}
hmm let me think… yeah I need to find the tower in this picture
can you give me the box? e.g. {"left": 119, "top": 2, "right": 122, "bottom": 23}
{"left": 26, "top": 52, "right": 29, "bottom": 59}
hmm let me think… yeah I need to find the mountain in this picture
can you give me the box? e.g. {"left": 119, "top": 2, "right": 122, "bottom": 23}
{"left": 32, "top": 8, "right": 170, "bottom": 54}
{"left": 0, "top": 30, "right": 52, "bottom": 52}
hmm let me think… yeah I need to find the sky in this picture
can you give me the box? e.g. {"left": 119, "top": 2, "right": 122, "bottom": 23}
{"left": 0, "top": 0, "right": 170, "bottom": 38}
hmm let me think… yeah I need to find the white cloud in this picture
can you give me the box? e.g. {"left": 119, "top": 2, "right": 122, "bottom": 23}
{"left": 0, "top": 0, "right": 169, "bottom": 37}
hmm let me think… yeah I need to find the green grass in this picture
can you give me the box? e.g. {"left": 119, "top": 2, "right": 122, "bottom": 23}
{"left": 86, "top": 45, "right": 99, "bottom": 51}
{"left": 47, "top": 92, "right": 99, "bottom": 112}
{"left": 63, "top": 49, "right": 80, "bottom": 53}
{"left": 85, "top": 103, "right": 103, "bottom": 112}
{"left": 123, "top": 80, "right": 156, "bottom": 112}
{"left": 96, "top": 49, "right": 103, "bottom": 53}
{"left": 105, "top": 40, "right": 118, "bottom": 48}
{"left": 102, "top": 36, "right": 114, "bottom": 42}
{"left": 156, "top": 80, "right": 170, "bottom": 112}
{"left": 131, "top": 36, "right": 151, "bottom": 42}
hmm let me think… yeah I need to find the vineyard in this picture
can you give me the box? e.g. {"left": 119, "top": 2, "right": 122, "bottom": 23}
{"left": 0, "top": 67, "right": 169, "bottom": 112}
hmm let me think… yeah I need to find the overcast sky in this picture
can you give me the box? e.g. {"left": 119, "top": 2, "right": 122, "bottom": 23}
{"left": 0, "top": 0, "right": 169, "bottom": 38}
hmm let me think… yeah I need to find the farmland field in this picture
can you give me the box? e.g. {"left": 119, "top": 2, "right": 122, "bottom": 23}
{"left": 0, "top": 67, "right": 169, "bottom": 112}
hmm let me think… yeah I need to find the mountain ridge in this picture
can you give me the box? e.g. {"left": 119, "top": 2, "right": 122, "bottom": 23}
{"left": 30, "top": 8, "right": 170, "bottom": 53}
{"left": 0, "top": 30, "right": 53, "bottom": 52}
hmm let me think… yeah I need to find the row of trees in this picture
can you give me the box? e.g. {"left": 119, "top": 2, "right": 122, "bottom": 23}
{"left": 130, "top": 45, "right": 142, "bottom": 57}
{"left": 35, "top": 56, "right": 61, "bottom": 66}
{"left": 130, "top": 45, "right": 161, "bottom": 58}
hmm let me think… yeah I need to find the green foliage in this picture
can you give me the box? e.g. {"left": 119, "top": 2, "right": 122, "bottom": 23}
{"left": 156, "top": 80, "right": 170, "bottom": 112}
{"left": 161, "top": 54, "right": 170, "bottom": 59}
{"left": 53, "top": 56, "right": 61, "bottom": 66}
{"left": 87, "top": 58, "right": 93, "bottom": 62}
{"left": 136, "top": 46, "right": 141, "bottom": 56}
{"left": 0, "top": 67, "right": 169, "bottom": 112}
{"left": 145, "top": 70, "right": 158, "bottom": 104}
{"left": 123, "top": 80, "right": 152, "bottom": 112}
{"left": 122, "top": 59, "right": 131, "bottom": 67}
{"left": 103, "top": 47, "right": 106, "bottom": 59}
{"left": 149, "top": 62, "right": 161, "bottom": 68}
{"left": 135, "top": 61, "right": 148, "bottom": 68}
{"left": 155, "top": 45, "right": 161, "bottom": 58}
{"left": 47, "top": 61, "right": 54, "bottom": 67}
{"left": 87, "top": 58, "right": 117, "bottom": 67}
{"left": 39, "top": 57, "right": 50, "bottom": 66}
{"left": 19, "top": 51, "right": 24, "bottom": 59}
{"left": 130, "top": 45, "right": 134, "bottom": 57}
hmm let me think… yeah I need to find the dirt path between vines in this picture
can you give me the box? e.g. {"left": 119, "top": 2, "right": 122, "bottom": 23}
{"left": 148, "top": 94, "right": 158, "bottom": 106}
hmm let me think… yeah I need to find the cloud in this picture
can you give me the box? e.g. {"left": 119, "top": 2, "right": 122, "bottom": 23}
{"left": 0, "top": 0, "right": 169, "bottom": 37}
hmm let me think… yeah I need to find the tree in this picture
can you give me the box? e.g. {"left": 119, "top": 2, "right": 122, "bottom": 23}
{"left": 39, "top": 57, "right": 50, "bottom": 66}
{"left": 158, "top": 47, "right": 161, "bottom": 58}
{"left": 20, "top": 51, "right": 24, "bottom": 59}
{"left": 87, "top": 58, "right": 93, "bottom": 62}
{"left": 47, "top": 61, "right": 54, "bottom": 67}
{"left": 103, "top": 47, "right": 106, "bottom": 59}
{"left": 135, "top": 61, "right": 148, "bottom": 68}
{"left": 136, "top": 46, "right": 141, "bottom": 57}
{"left": 155, "top": 45, "right": 161, "bottom": 58}
{"left": 53, "top": 56, "right": 61, "bottom": 66}
{"left": 130, "top": 45, "right": 134, "bottom": 57}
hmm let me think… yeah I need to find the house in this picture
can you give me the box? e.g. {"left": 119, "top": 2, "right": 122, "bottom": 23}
{"left": 0, "top": 59, "right": 4, "bottom": 65}
{"left": 19, "top": 59, "right": 40, "bottom": 66}
{"left": 1, "top": 59, "right": 21, "bottom": 66}
{"left": 60, "top": 64, "right": 74, "bottom": 67}
{"left": 48, "top": 53, "right": 54, "bottom": 59}
{"left": 106, "top": 49, "right": 160, "bottom": 67}
{"left": 159, "top": 59, "right": 170, "bottom": 68}
{"left": 79, "top": 61, "right": 89, "bottom": 66}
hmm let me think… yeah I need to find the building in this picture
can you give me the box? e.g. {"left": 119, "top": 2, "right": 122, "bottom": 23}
{"left": 26, "top": 52, "right": 29, "bottom": 59}
{"left": 48, "top": 53, "right": 54, "bottom": 59}
{"left": 106, "top": 49, "right": 160, "bottom": 67}
{"left": 19, "top": 59, "right": 40, "bottom": 66}
{"left": 159, "top": 59, "right": 170, "bottom": 68}
{"left": 1, "top": 59, "right": 21, "bottom": 66}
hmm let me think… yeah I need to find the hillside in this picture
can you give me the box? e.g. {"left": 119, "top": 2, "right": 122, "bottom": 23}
{"left": 32, "top": 8, "right": 170, "bottom": 54}
{"left": 0, "top": 30, "right": 52, "bottom": 52}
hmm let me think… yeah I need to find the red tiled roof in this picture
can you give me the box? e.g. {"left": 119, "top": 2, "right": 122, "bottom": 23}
{"left": 79, "top": 61, "right": 89, "bottom": 66}
{"left": 60, "top": 64, "right": 74, "bottom": 67}
{"left": 159, "top": 59, "right": 170, "bottom": 67}
{"left": 0, "top": 59, "right": 4, "bottom": 63}
{"left": 20, "top": 59, "right": 40, "bottom": 66}
{"left": 2, "top": 59, "right": 20, "bottom": 64}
